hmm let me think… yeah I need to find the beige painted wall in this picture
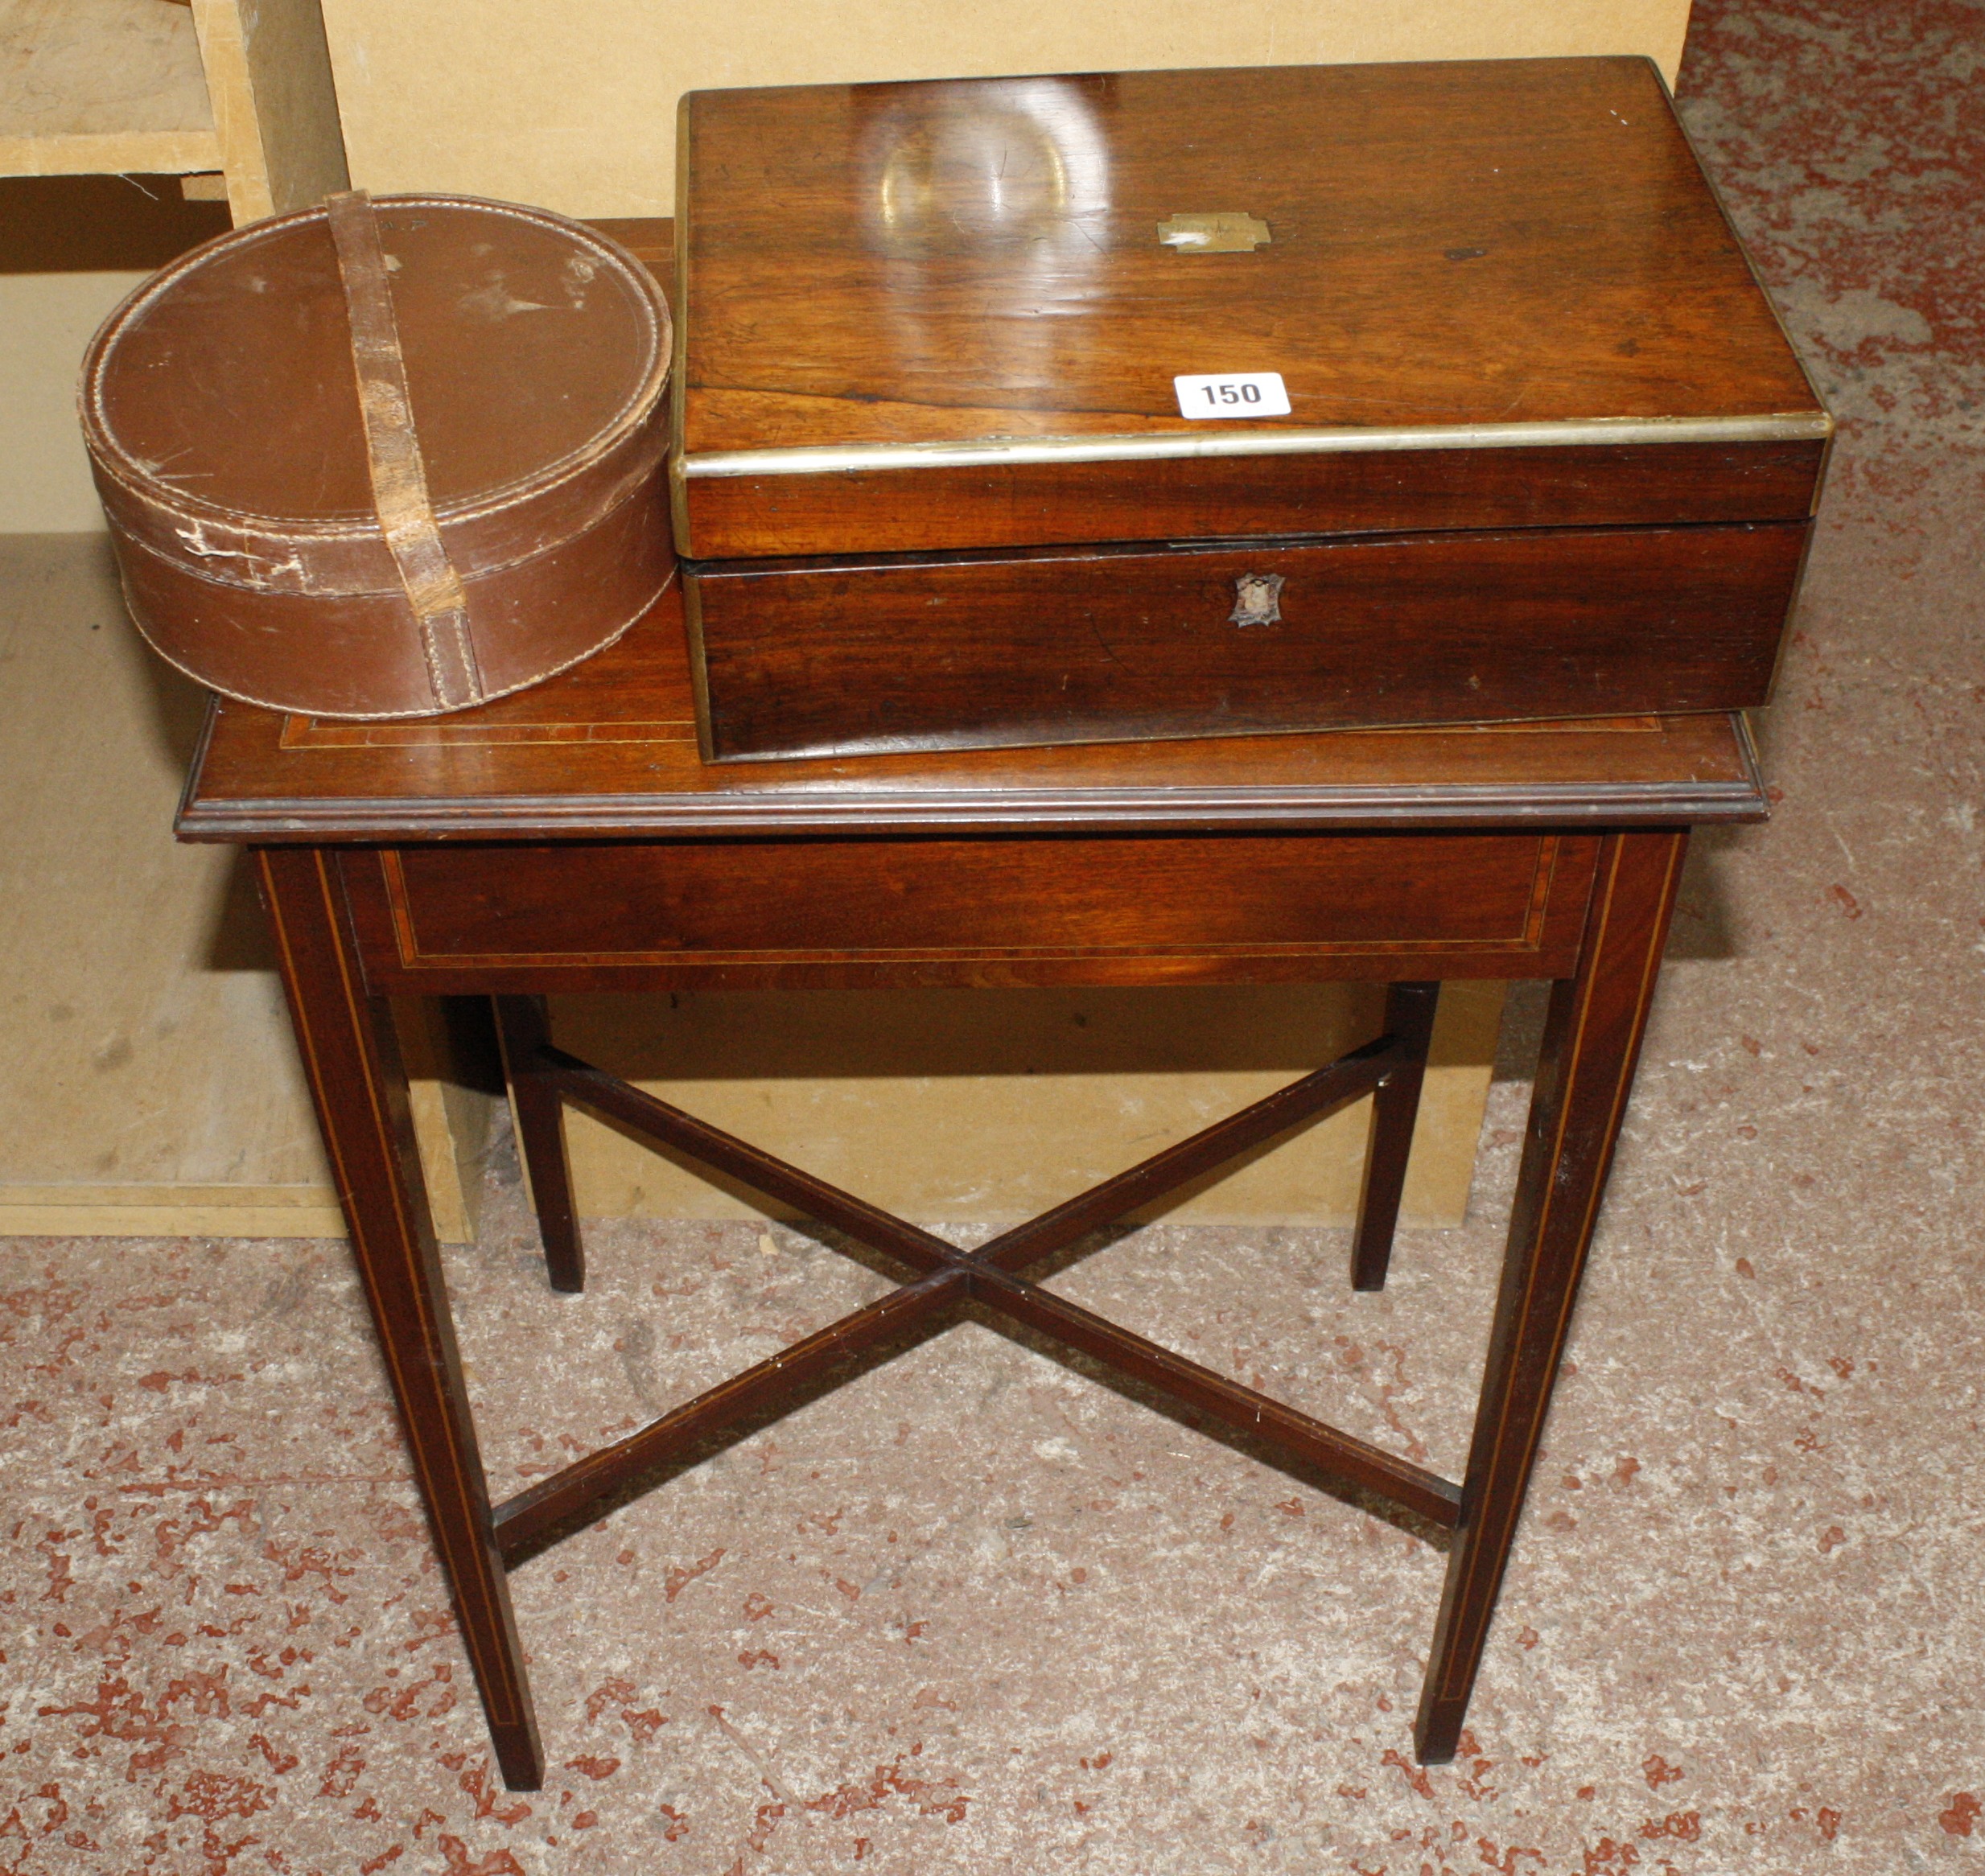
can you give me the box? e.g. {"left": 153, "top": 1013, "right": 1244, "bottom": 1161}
{"left": 0, "top": 533, "right": 488, "bottom": 1240}
{"left": 0, "top": 532, "right": 338, "bottom": 1231}
{"left": 0, "top": 270, "right": 144, "bottom": 533}
{"left": 550, "top": 981, "right": 1506, "bottom": 1231}
{"left": 319, "top": 0, "right": 1692, "bottom": 216}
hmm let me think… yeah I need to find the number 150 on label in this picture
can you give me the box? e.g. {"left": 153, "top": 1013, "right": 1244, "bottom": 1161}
{"left": 1173, "top": 371, "right": 1291, "bottom": 418}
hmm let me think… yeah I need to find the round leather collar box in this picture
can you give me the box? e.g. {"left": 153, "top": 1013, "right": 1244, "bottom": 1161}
{"left": 81, "top": 191, "right": 673, "bottom": 718}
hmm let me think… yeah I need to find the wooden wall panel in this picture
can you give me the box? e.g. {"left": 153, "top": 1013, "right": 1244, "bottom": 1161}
{"left": 189, "top": 0, "right": 351, "bottom": 220}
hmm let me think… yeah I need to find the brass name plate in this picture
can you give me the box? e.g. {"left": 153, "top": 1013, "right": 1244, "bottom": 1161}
{"left": 1158, "top": 212, "right": 1272, "bottom": 253}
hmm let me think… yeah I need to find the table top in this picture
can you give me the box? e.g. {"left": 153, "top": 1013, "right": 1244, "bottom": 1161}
{"left": 179, "top": 574, "right": 1768, "bottom": 844}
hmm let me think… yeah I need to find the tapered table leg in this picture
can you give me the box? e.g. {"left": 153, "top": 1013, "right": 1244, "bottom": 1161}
{"left": 1351, "top": 981, "right": 1441, "bottom": 1292}
{"left": 257, "top": 848, "right": 545, "bottom": 1792}
{"left": 493, "top": 994, "right": 586, "bottom": 1293}
{"left": 1416, "top": 830, "right": 1687, "bottom": 1763}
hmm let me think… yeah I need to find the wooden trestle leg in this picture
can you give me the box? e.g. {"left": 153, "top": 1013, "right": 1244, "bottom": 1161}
{"left": 256, "top": 850, "right": 546, "bottom": 1792}
{"left": 1416, "top": 829, "right": 1687, "bottom": 1763}
{"left": 1350, "top": 981, "right": 1441, "bottom": 1292}
{"left": 493, "top": 995, "right": 585, "bottom": 1293}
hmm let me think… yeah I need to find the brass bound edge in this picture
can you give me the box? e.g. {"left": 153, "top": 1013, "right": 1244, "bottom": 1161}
{"left": 669, "top": 100, "right": 695, "bottom": 554}
{"left": 673, "top": 410, "right": 1834, "bottom": 481}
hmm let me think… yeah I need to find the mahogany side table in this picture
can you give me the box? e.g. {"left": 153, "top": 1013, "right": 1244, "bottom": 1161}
{"left": 178, "top": 587, "right": 1766, "bottom": 1791}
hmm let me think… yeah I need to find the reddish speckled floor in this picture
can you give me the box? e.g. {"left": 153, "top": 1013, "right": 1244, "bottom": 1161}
{"left": 4, "top": 1, "right": 1983, "bottom": 1869}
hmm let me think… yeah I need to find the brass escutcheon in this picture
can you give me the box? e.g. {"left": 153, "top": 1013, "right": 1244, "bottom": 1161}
{"left": 1230, "top": 573, "right": 1286, "bottom": 627}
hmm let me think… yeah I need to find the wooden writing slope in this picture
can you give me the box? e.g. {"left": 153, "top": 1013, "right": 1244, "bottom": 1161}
{"left": 180, "top": 575, "right": 1765, "bottom": 1789}
{"left": 671, "top": 61, "right": 1827, "bottom": 759}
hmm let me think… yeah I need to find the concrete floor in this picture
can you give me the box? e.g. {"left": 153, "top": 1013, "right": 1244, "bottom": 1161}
{"left": 2, "top": 0, "right": 1982, "bottom": 1868}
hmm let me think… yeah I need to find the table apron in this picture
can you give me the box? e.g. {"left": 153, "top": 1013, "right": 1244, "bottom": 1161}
{"left": 336, "top": 829, "right": 1604, "bottom": 993}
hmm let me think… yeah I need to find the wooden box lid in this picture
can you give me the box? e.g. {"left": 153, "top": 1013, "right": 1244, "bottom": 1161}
{"left": 673, "top": 59, "right": 1830, "bottom": 561}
